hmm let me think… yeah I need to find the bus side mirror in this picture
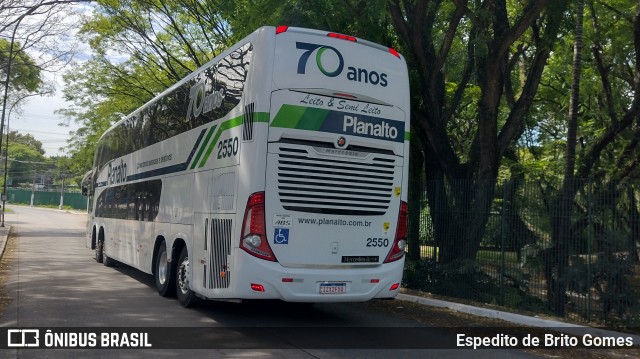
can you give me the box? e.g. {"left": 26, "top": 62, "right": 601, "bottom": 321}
{"left": 82, "top": 185, "right": 88, "bottom": 196}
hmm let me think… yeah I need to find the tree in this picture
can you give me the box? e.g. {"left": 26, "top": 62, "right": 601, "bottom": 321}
{"left": 531, "top": 0, "right": 640, "bottom": 187}
{"left": 498, "top": 0, "right": 640, "bottom": 315}
{"left": 386, "top": 0, "right": 569, "bottom": 263}
{"left": 8, "top": 131, "right": 45, "bottom": 155}
{"left": 60, "top": 0, "right": 236, "bottom": 178}
{"left": 1, "top": 0, "right": 88, "bottom": 171}
{"left": 0, "top": 39, "right": 41, "bottom": 93}
{"left": 553, "top": 0, "right": 585, "bottom": 317}
{"left": 221, "top": 0, "right": 393, "bottom": 44}
{"left": 0, "top": 132, "right": 47, "bottom": 189}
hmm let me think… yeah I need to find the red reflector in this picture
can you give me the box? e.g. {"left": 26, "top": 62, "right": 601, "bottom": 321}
{"left": 389, "top": 47, "right": 400, "bottom": 58}
{"left": 251, "top": 283, "right": 265, "bottom": 292}
{"left": 333, "top": 92, "right": 357, "bottom": 99}
{"left": 389, "top": 283, "right": 400, "bottom": 291}
{"left": 370, "top": 279, "right": 380, "bottom": 283}
{"left": 282, "top": 278, "right": 294, "bottom": 283}
{"left": 276, "top": 26, "right": 289, "bottom": 34}
{"left": 328, "top": 32, "right": 356, "bottom": 42}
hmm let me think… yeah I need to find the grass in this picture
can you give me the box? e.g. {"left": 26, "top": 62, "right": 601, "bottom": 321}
{"left": 417, "top": 245, "right": 519, "bottom": 264}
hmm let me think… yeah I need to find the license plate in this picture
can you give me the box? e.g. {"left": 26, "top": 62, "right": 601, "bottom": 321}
{"left": 319, "top": 282, "right": 347, "bottom": 294}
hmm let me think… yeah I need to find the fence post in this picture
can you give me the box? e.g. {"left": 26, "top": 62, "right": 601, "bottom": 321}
{"left": 499, "top": 180, "right": 510, "bottom": 306}
{"left": 59, "top": 177, "right": 65, "bottom": 210}
{"left": 587, "top": 178, "right": 592, "bottom": 322}
{"left": 432, "top": 181, "right": 440, "bottom": 275}
{"left": 30, "top": 174, "right": 35, "bottom": 207}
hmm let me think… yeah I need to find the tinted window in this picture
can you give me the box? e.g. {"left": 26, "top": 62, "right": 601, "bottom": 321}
{"left": 95, "top": 43, "right": 253, "bottom": 171}
{"left": 95, "top": 180, "right": 162, "bottom": 221}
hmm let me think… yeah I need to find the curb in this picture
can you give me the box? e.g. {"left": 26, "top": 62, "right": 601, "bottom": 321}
{"left": 0, "top": 225, "right": 11, "bottom": 260}
{"left": 396, "top": 293, "right": 640, "bottom": 342}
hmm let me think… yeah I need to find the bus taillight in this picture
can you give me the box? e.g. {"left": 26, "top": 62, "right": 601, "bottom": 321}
{"left": 241, "top": 192, "right": 278, "bottom": 262}
{"left": 384, "top": 201, "right": 407, "bottom": 263}
{"left": 388, "top": 47, "right": 401, "bottom": 58}
{"left": 328, "top": 32, "right": 357, "bottom": 42}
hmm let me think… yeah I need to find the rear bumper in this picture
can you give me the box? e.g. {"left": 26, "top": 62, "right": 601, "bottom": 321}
{"left": 232, "top": 249, "right": 404, "bottom": 302}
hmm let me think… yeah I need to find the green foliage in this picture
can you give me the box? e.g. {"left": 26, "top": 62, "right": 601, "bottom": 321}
{"left": 0, "top": 38, "right": 42, "bottom": 93}
{"left": 525, "top": 0, "right": 639, "bottom": 184}
{"left": 224, "top": 0, "right": 392, "bottom": 45}
{"left": 2, "top": 142, "right": 47, "bottom": 189}
{"left": 566, "top": 253, "right": 640, "bottom": 324}
{"left": 61, "top": 0, "right": 239, "bottom": 181}
{"left": 403, "top": 258, "right": 544, "bottom": 310}
{"left": 7, "top": 131, "right": 44, "bottom": 155}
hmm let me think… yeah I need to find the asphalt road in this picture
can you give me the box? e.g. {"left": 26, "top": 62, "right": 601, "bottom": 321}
{"left": 0, "top": 205, "right": 544, "bottom": 358}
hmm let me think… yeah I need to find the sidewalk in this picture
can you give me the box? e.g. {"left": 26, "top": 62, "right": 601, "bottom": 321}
{"left": 0, "top": 224, "right": 10, "bottom": 260}
{"left": 397, "top": 292, "right": 640, "bottom": 342}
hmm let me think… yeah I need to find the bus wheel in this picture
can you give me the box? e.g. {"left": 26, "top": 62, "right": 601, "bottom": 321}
{"left": 95, "top": 238, "right": 104, "bottom": 263}
{"left": 155, "top": 242, "right": 176, "bottom": 297}
{"left": 176, "top": 246, "right": 196, "bottom": 307}
{"left": 103, "top": 240, "right": 114, "bottom": 267}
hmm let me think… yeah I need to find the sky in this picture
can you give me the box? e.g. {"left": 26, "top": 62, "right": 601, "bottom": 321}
{"left": 3, "top": 3, "right": 90, "bottom": 158}
{"left": 10, "top": 75, "right": 79, "bottom": 157}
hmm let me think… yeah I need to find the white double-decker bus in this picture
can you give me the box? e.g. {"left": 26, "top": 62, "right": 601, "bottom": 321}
{"left": 84, "top": 26, "right": 410, "bottom": 306}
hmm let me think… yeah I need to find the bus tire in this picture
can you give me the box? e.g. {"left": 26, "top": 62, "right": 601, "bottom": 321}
{"left": 103, "top": 241, "right": 114, "bottom": 267}
{"left": 155, "top": 242, "right": 176, "bottom": 297}
{"left": 95, "top": 238, "right": 104, "bottom": 263}
{"left": 176, "top": 246, "right": 197, "bottom": 308}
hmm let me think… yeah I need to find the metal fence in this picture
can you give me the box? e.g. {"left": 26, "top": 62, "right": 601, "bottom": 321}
{"left": 403, "top": 178, "right": 640, "bottom": 328}
{"left": 6, "top": 188, "right": 88, "bottom": 210}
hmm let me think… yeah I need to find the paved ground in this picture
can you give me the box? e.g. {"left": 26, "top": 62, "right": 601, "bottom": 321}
{"left": 0, "top": 207, "right": 640, "bottom": 358}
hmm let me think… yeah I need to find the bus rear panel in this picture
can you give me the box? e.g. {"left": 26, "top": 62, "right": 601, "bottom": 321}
{"left": 233, "top": 27, "right": 409, "bottom": 301}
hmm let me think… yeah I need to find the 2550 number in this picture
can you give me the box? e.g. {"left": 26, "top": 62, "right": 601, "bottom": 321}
{"left": 366, "top": 238, "right": 389, "bottom": 247}
{"left": 217, "top": 136, "right": 239, "bottom": 159}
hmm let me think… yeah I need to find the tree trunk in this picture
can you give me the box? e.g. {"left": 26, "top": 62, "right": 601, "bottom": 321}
{"left": 628, "top": 184, "right": 640, "bottom": 263}
{"left": 552, "top": 0, "right": 585, "bottom": 316}
{"left": 387, "top": 0, "right": 565, "bottom": 266}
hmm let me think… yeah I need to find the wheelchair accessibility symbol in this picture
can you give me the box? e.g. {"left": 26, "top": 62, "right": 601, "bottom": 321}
{"left": 274, "top": 228, "right": 289, "bottom": 244}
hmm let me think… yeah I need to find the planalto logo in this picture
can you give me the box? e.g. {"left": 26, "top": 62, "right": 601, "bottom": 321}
{"left": 296, "top": 42, "right": 388, "bottom": 87}
{"left": 343, "top": 115, "right": 398, "bottom": 140}
{"left": 108, "top": 159, "right": 127, "bottom": 185}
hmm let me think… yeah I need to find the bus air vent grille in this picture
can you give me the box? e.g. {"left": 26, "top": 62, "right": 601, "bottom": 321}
{"left": 243, "top": 103, "right": 255, "bottom": 141}
{"left": 276, "top": 145, "right": 396, "bottom": 216}
{"left": 209, "top": 218, "right": 232, "bottom": 289}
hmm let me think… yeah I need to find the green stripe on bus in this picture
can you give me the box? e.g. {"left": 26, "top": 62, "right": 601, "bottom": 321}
{"left": 254, "top": 111, "right": 270, "bottom": 123}
{"left": 270, "top": 105, "right": 329, "bottom": 130}
{"left": 405, "top": 131, "right": 410, "bottom": 141}
{"left": 298, "top": 107, "right": 329, "bottom": 130}
{"left": 190, "top": 125, "right": 217, "bottom": 170}
{"left": 198, "top": 115, "right": 244, "bottom": 168}
{"left": 187, "top": 111, "right": 269, "bottom": 170}
{"left": 270, "top": 104, "right": 306, "bottom": 128}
